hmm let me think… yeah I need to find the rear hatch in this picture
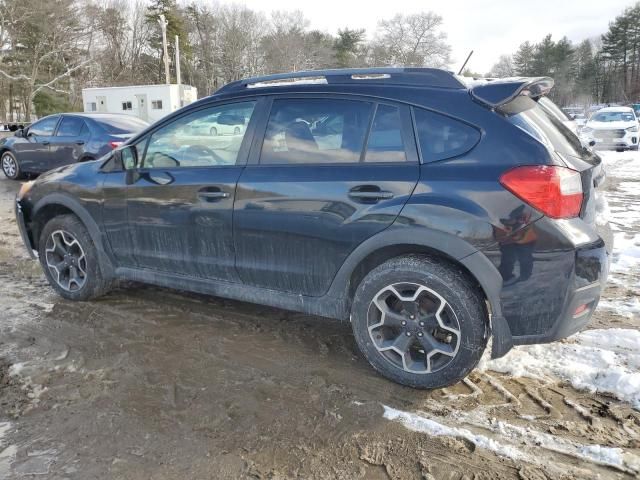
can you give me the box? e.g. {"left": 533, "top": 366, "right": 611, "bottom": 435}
{"left": 471, "top": 78, "right": 605, "bottom": 228}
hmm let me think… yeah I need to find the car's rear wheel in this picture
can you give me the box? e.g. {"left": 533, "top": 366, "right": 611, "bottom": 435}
{"left": 38, "top": 214, "right": 111, "bottom": 301}
{"left": 210, "top": 127, "right": 218, "bottom": 136}
{"left": 1, "top": 151, "right": 22, "bottom": 180}
{"left": 351, "top": 255, "right": 487, "bottom": 388}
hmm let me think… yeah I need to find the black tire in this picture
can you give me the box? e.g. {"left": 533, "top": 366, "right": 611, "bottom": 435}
{"left": 233, "top": 127, "right": 241, "bottom": 135}
{"left": 351, "top": 255, "right": 487, "bottom": 389}
{"left": 631, "top": 145, "right": 639, "bottom": 151}
{"left": 38, "top": 214, "right": 111, "bottom": 301}
{"left": 1, "top": 151, "right": 23, "bottom": 180}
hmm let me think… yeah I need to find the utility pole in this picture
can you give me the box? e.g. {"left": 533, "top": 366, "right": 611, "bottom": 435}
{"left": 175, "top": 35, "right": 181, "bottom": 86}
{"left": 175, "top": 35, "right": 182, "bottom": 107}
{"left": 158, "top": 14, "right": 170, "bottom": 85}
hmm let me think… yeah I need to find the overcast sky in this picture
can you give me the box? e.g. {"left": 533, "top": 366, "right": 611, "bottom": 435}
{"left": 229, "top": 0, "right": 633, "bottom": 73}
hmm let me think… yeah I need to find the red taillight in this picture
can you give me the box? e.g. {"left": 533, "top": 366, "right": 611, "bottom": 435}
{"left": 109, "top": 141, "right": 123, "bottom": 149}
{"left": 499, "top": 165, "right": 583, "bottom": 219}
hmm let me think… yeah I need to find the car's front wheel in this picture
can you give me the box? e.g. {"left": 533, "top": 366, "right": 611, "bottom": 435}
{"left": 38, "top": 214, "right": 111, "bottom": 301}
{"left": 1, "top": 151, "right": 22, "bottom": 180}
{"left": 351, "top": 255, "right": 487, "bottom": 388}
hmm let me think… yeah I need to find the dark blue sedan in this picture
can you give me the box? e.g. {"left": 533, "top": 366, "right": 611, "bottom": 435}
{"left": 0, "top": 113, "right": 148, "bottom": 179}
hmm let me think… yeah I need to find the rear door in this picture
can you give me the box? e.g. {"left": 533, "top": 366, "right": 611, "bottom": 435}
{"left": 15, "top": 116, "right": 59, "bottom": 172}
{"left": 233, "top": 96, "right": 420, "bottom": 296}
{"left": 49, "top": 116, "right": 90, "bottom": 168}
{"left": 125, "top": 99, "right": 262, "bottom": 280}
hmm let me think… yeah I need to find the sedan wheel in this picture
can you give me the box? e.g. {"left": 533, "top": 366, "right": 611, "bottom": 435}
{"left": 1, "top": 152, "right": 19, "bottom": 179}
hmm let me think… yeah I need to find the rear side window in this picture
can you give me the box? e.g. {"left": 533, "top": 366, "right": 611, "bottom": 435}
{"left": 56, "top": 117, "right": 86, "bottom": 137}
{"left": 260, "top": 98, "right": 373, "bottom": 164}
{"left": 365, "top": 105, "right": 406, "bottom": 163}
{"left": 413, "top": 108, "right": 480, "bottom": 162}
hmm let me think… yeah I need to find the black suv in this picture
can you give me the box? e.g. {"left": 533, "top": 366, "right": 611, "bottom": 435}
{"left": 14, "top": 68, "right": 610, "bottom": 388}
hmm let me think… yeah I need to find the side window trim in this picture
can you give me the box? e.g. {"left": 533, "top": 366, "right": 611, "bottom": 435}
{"left": 138, "top": 97, "right": 265, "bottom": 170}
{"left": 252, "top": 95, "right": 417, "bottom": 167}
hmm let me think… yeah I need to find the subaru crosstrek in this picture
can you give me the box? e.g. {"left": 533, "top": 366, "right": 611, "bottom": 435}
{"left": 14, "top": 68, "right": 610, "bottom": 388}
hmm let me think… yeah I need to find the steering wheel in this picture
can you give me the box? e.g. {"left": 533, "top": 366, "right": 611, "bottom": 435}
{"left": 184, "top": 144, "right": 225, "bottom": 165}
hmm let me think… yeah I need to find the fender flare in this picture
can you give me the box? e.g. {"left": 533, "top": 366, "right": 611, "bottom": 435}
{"left": 326, "top": 226, "right": 513, "bottom": 357}
{"left": 32, "top": 193, "right": 115, "bottom": 279}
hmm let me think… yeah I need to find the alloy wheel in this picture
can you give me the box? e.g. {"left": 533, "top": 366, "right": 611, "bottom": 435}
{"left": 45, "top": 230, "right": 87, "bottom": 291}
{"left": 2, "top": 154, "right": 16, "bottom": 178}
{"left": 367, "top": 282, "right": 461, "bottom": 374}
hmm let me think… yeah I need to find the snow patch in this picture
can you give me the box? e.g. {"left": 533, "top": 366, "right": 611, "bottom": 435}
{"left": 382, "top": 406, "right": 527, "bottom": 461}
{"left": 0, "top": 422, "right": 15, "bottom": 480}
{"left": 481, "top": 328, "right": 640, "bottom": 409}
{"left": 610, "top": 232, "right": 640, "bottom": 273}
{"left": 383, "top": 406, "right": 640, "bottom": 474}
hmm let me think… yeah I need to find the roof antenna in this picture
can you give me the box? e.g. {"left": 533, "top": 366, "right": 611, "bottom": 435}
{"left": 457, "top": 50, "right": 474, "bottom": 75}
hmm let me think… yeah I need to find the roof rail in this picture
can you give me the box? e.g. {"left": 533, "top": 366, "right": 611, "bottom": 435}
{"left": 214, "top": 67, "right": 465, "bottom": 94}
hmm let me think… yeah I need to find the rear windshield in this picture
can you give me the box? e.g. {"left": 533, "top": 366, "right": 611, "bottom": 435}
{"left": 591, "top": 111, "right": 635, "bottom": 123}
{"left": 93, "top": 116, "right": 148, "bottom": 134}
{"left": 507, "top": 97, "right": 585, "bottom": 158}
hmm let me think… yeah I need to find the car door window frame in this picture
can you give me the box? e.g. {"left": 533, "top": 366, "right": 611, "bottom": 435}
{"left": 137, "top": 97, "right": 267, "bottom": 171}
{"left": 248, "top": 94, "right": 419, "bottom": 167}
{"left": 28, "top": 116, "right": 61, "bottom": 137}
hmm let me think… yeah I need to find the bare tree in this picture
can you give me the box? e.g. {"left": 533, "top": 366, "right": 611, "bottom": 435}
{"left": 371, "top": 12, "right": 451, "bottom": 68}
{"left": 489, "top": 54, "right": 515, "bottom": 78}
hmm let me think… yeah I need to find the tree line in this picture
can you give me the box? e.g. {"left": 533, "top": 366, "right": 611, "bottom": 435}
{"left": 2, "top": 0, "right": 640, "bottom": 121}
{"left": 486, "top": 2, "right": 640, "bottom": 108}
{"left": 0, "top": 0, "right": 451, "bottom": 120}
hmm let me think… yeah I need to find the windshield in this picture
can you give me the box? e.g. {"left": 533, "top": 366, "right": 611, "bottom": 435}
{"left": 591, "top": 111, "right": 635, "bottom": 123}
{"left": 93, "top": 116, "right": 148, "bottom": 134}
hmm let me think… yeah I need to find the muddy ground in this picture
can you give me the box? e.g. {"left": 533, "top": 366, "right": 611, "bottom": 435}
{"left": 0, "top": 163, "right": 638, "bottom": 479}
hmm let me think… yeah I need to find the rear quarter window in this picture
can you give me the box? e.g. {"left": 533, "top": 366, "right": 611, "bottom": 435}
{"left": 413, "top": 108, "right": 480, "bottom": 162}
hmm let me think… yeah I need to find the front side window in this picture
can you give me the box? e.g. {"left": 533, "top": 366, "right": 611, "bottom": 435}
{"left": 29, "top": 116, "right": 59, "bottom": 137}
{"left": 365, "top": 105, "right": 407, "bottom": 163}
{"left": 56, "top": 117, "right": 86, "bottom": 137}
{"left": 413, "top": 108, "right": 480, "bottom": 162}
{"left": 143, "top": 101, "right": 256, "bottom": 169}
{"left": 260, "top": 98, "right": 373, "bottom": 164}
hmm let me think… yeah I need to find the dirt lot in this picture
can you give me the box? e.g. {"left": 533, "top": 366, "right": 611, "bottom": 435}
{"left": 0, "top": 157, "right": 638, "bottom": 479}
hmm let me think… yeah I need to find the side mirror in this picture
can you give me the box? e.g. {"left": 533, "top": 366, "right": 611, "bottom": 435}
{"left": 14, "top": 129, "right": 24, "bottom": 138}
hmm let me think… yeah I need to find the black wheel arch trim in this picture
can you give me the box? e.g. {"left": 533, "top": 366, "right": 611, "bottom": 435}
{"left": 326, "top": 225, "right": 513, "bottom": 358}
{"left": 31, "top": 193, "right": 115, "bottom": 279}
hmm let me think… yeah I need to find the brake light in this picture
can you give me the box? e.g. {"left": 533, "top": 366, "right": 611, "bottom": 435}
{"left": 500, "top": 165, "right": 583, "bottom": 219}
{"left": 109, "top": 141, "right": 123, "bottom": 149}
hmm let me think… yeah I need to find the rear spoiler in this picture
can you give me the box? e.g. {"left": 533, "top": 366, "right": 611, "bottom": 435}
{"left": 470, "top": 77, "right": 554, "bottom": 115}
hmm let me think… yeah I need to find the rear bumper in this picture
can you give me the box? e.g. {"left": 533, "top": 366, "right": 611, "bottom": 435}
{"left": 511, "top": 240, "right": 609, "bottom": 346}
{"left": 15, "top": 199, "right": 37, "bottom": 259}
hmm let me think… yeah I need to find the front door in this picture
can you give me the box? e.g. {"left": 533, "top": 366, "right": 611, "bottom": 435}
{"left": 135, "top": 94, "right": 148, "bottom": 122}
{"left": 233, "top": 97, "right": 420, "bottom": 296}
{"left": 97, "top": 96, "right": 107, "bottom": 112}
{"left": 14, "top": 115, "right": 59, "bottom": 172}
{"left": 125, "top": 99, "right": 260, "bottom": 280}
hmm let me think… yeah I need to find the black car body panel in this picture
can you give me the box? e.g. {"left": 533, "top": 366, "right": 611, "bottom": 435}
{"left": 15, "top": 68, "right": 610, "bottom": 359}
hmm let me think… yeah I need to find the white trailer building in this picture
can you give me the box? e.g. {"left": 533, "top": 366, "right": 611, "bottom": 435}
{"left": 81, "top": 84, "right": 198, "bottom": 123}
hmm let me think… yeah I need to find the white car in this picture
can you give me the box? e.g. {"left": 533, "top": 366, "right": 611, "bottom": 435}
{"left": 580, "top": 107, "right": 639, "bottom": 151}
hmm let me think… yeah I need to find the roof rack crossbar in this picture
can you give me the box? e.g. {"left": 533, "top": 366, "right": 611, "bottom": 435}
{"left": 215, "top": 68, "right": 464, "bottom": 94}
